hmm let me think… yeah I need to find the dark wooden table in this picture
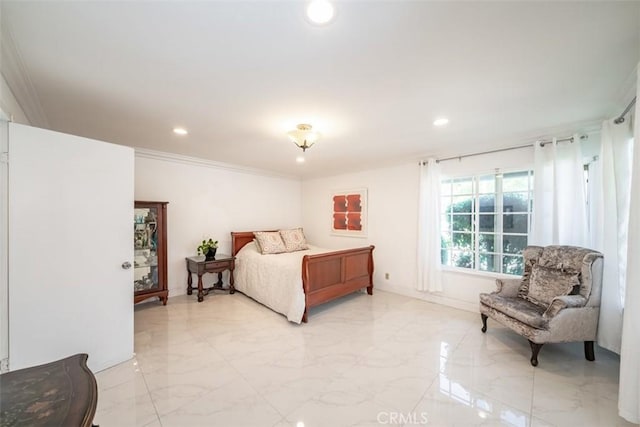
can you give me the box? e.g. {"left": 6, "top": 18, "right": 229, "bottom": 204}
{"left": 186, "top": 254, "right": 235, "bottom": 302}
{"left": 0, "top": 353, "right": 98, "bottom": 427}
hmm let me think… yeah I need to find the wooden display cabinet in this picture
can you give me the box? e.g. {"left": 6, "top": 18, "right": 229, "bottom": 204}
{"left": 133, "top": 201, "right": 169, "bottom": 305}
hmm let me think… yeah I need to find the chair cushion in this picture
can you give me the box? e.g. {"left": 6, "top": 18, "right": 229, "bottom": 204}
{"left": 525, "top": 264, "right": 579, "bottom": 307}
{"left": 480, "top": 293, "right": 548, "bottom": 329}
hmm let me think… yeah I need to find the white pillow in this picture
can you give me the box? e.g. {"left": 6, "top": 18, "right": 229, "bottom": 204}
{"left": 279, "top": 228, "right": 309, "bottom": 252}
{"left": 253, "top": 231, "right": 286, "bottom": 254}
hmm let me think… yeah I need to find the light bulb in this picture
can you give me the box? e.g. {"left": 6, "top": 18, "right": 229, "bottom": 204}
{"left": 307, "top": 0, "right": 335, "bottom": 24}
{"left": 433, "top": 117, "right": 449, "bottom": 127}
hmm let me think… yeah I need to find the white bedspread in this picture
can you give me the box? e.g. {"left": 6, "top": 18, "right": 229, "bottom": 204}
{"left": 234, "top": 242, "right": 329, "bottom": 323}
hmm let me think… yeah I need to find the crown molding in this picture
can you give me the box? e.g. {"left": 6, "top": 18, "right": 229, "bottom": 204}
{"left": 134, "top": 147, "right": 300, "bottom": 181}
{"left": 0, "top": 23, "right": 49, "bottom": 128}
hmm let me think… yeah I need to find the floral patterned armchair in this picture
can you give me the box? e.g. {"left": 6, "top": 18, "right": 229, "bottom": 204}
{"left": 479, "top": 245, "right": 603, "bottom": 366}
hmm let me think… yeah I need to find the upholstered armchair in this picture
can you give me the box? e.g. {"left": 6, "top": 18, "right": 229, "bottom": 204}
{"left": 479, "top": 245, "right": 603, "bottom": 366}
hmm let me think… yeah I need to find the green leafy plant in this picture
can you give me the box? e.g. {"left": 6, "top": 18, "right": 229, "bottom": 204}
{"left": 197, "top": 238, "right": 218, "bottom": 255}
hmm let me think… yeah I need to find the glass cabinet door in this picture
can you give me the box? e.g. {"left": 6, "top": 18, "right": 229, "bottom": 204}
{"left": 134, "top": 207, "right": 159, "bottom": 292}
{"left": 134, "top": 201, "right": 168, "bottom": 305}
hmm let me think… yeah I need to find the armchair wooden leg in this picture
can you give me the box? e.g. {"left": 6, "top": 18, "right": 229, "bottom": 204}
{"left": 481, "top": 314, "right": 488, "bottom": 333}
{"left": 528, "top": 340, "right": 543, "bottom": 367}
{"left": 584, "top": 341, "right": 595, "bottom": 361}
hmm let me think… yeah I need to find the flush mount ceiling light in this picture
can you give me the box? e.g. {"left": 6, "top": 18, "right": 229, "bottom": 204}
{"left": 288, "top": 124, "right": 319, "bottom": 152}
{"left": 433, "top": 117, "right": 449, "bottom": 127}
{"left": 307, "top": 0, "right": 335, "bottom": 24}
{"left": 173, "top": 127, "right": 188, "bottom": 135}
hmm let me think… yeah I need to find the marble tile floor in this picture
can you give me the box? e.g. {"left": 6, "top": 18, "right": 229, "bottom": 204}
{"left": 94, "top": 290, "right": 634, "bottom": 427}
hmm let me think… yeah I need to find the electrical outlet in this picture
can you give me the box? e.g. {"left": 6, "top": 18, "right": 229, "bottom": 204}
{"left": 385, "top": 273, "right": 390, "bottom": 280}
{"left": 0, "top": 358, "right": 8, "bottom": 373}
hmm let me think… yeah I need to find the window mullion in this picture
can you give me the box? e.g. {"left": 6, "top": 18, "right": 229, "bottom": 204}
{"left": 474, "top": 176, "right": 480, "bottom": 271}
{"left": 496, "top": 175, "right": 504, "bottom": 274}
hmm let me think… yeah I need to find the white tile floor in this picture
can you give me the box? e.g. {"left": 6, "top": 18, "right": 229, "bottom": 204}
{"left": 94, "top": 290, "right": 634, "bottom": 427}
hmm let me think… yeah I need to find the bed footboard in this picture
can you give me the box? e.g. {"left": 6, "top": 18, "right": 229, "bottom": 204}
{"left": 301, "top": 245, "right": 375, "bottom": 322}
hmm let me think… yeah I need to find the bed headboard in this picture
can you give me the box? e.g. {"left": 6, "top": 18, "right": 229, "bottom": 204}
{"left": 231, "top": 230, "right": 277, "bottom": 256}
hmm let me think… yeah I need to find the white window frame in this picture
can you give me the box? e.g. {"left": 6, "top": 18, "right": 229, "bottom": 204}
{"left": 440, "top": 170, "right": 533, "bottom": 276}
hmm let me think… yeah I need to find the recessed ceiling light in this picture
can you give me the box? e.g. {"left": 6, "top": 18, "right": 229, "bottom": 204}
{"left": 173, "top": 127, "right": 188, "bottom": 135}
{"left": 296, "top": 155, "right": 306, "bottom": 164}
{"left": 433, "top": 117, "right": 449, "bottom": 127}
{"left": 307, "top": 0, "right": 335, "bottom": 24}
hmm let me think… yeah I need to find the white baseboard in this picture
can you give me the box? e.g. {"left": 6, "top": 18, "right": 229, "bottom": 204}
{"left": 374, "top": 282, "right": 478, "bottom": 313}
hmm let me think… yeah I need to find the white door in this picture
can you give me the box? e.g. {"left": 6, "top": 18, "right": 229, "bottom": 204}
{"left": 8, "top": 123, "right": 134, "bottom": 372}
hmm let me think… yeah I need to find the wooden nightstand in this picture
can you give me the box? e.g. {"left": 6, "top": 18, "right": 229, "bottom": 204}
{"left": 185, "top": 255, "right": 235, "bottom": 302}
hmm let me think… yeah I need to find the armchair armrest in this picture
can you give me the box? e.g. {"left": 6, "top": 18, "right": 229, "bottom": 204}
{"left": 494, "top": 278, "right": 521, "bottom": 297}
{"left": 543, "top": 295, "right": 588, "bottom": 319}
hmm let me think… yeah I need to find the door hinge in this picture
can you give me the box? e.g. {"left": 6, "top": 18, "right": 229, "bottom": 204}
{"left": 0, "top": 152, "right": 7, "bottom": 164}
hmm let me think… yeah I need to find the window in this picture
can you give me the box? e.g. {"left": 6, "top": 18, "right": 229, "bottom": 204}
{"left": 440, "top": 170, "right": 533, "bottom": 275}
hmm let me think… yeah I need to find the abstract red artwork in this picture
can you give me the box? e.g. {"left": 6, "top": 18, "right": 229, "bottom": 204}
{"left": 331, "top": 189, "right": 367, "bottom": 236}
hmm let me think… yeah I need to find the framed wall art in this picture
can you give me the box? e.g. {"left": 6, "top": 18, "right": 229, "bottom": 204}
{"left": 331, "top": 188, "right": 367, "bottom": 237}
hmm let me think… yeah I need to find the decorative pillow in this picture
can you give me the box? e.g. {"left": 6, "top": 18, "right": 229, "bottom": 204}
{"left": 517, "top": 247, "right": 544, "bottom": 298}
{"left": 279, "top": 228, "right": 309, "bottom": 252}
{"left": 253, "top": 231, "right": 286, "bottom": 254}
{"left": 517, "top": 267, "right": 532, "bottom": 298}
{"left": 526, "top": 264, "right": 580, "bottom": 307}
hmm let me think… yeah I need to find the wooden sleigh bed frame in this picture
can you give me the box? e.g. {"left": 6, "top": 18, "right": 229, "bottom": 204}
{"left": 231, "top": 231, "right": 375, "bottom": 322}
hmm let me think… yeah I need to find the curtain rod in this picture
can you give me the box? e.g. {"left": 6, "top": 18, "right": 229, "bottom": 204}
{"left": 428, "top": 134, "right": 588, "bottom": 164}
{"left": 613, "top": 96, "right": 636, "bottom": 124}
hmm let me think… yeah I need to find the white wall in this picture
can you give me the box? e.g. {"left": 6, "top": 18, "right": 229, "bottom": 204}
{"left": 302, "top": 132, "right": 602, "bottom": 312}
{"left": 0, "top": 119, "right": 8, "bottom": 371}
{"left": 302, "top": 163, "right": 419, "bottom": 293}
{"left": 0, "top": 72, "right": 30, "bottom": 370}
{"left": 135, "top": 151, "right": 302, "bottom": 298}
{"left": 302, "top": 147, "right": 541, "bottom": 312}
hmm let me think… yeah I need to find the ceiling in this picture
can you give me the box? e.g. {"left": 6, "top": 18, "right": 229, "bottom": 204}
{"left": 2, "top": 1, "right": 639, "bottom": 178}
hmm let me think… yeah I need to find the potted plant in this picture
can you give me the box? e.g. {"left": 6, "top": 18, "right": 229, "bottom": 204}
{"left": 197, "top": 238, "right": 218, "bottom": 260}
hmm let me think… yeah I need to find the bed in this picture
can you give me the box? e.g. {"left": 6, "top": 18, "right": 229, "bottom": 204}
{"left": 231, "top": 231, "right": 375, "bottom": 323}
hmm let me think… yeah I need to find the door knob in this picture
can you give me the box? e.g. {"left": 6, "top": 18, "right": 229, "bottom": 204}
{"left": 122, "top": 261, "right": 132, "bottom": 270}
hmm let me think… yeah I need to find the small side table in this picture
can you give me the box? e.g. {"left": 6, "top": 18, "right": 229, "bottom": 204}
{"left": 185, "top": 254, "right": 235, "bottom": 302}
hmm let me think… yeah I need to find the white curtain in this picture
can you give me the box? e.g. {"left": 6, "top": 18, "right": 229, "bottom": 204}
{"left": 530, "top": 135, "right": 588, "bottom": 247}
{"left": 592, "top": 120, "right": 633, "bottom": 354}
{"left": 417, "top": 159, "right": 442, "bottom": 292}
{"left": 619, "top": 70, "right": 639, "bottom": 423}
